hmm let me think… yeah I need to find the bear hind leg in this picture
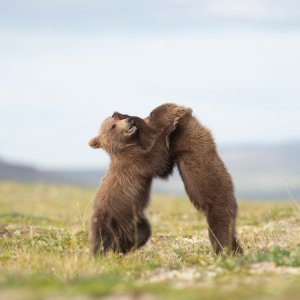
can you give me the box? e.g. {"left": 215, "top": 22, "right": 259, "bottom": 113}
{"left": 136, "top": 217, "right": 152, "bottom": 248}
{"left": 206, "top": 205, "right": 242, "bottom": 255}
{"left": 90, "top": 216, "right": 114, "bottom": 256}
{"left": 118, "top": 217, "right": 152, "bottom": 254}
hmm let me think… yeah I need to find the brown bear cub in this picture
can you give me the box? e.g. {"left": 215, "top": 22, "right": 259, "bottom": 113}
{"left": 145, "top": 103, "right": 243, "bottom": 255}
{"left": 117, "top": 104, "right": 243, "bottom": 255}
{"left": 89, "top": 108, "right": 188, "bottom": 255}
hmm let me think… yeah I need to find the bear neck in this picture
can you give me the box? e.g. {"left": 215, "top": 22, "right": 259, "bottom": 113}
{"left": 109, "top": 155, "right": 152, "bottom": 178}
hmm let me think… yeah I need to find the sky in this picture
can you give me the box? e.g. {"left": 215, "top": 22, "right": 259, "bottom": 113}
{"left": 0, "top": 0, "right": 300, "bottom": 169}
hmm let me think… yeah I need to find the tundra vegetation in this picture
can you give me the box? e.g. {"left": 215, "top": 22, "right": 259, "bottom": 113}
{"left": 0, "top": 182, "right": 300, "bottom": 300}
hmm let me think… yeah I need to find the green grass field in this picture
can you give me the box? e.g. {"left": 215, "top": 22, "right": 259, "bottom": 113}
{"left": 0, "top": 182, "right": 300, "bottom": 300}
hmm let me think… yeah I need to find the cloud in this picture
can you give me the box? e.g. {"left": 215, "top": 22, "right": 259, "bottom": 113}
{"left": 1, "top": 30, "right": 300, "bottom": 167}
{"left": 206, "top": 0, "right": 299, "bottom": 20}
{"left": 1, "top": 0, "right": 300, "bottom": 33}
{"left": 1, "top": 1, "right": 300, "bottom": 167}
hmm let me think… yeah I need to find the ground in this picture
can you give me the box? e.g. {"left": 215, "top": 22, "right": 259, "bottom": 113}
{"left": 0, "top": 182, "right": 300, "bottom": 300}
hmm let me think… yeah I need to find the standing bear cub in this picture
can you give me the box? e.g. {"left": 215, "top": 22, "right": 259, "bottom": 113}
{"left": 145, "top": 104, "right": 243, "bottom": 255}
{"left": 89, "top": 108, "right": 189, "bottom": 255}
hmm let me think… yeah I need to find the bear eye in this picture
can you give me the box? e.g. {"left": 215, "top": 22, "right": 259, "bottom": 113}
{"left": 111, "top": 124, "right": 116, "bottom": 130}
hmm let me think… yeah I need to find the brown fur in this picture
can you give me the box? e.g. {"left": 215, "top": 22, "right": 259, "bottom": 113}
{"left": 145, "top": 103, "right": 243, "bottom": 255}
{"left": 89, "top": 109, "right": 188, "bottom": 255}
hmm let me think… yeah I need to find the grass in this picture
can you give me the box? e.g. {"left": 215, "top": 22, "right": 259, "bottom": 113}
{"left": 0, "top": 182, "right": 300, "bottom": 300}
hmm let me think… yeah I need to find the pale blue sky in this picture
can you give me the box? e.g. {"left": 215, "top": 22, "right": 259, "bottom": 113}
{"left": 0, "top": 0, "right": 300, "bottom": 168}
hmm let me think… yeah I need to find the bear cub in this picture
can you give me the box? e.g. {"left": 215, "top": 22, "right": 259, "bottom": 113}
{"left": 145, "top": 104, "right": 243, "bottom": 255}
{"left": 89, "top": 109, "right": 188, "bottom": 255}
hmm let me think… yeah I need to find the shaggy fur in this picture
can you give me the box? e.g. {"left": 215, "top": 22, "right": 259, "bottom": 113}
{"left": 89, "top": 108, "right": 188, "bottom": 255}
{"left": 145, "top": 103, "right": 243, "bottom": 255}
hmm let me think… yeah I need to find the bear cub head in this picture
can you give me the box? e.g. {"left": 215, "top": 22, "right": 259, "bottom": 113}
{"left": 89, "top": 114, "right": 139, "bottom": 154}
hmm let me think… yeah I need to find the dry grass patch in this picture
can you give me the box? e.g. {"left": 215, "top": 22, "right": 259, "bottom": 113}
{"left": 0, "top": 183, "right": 300, "bottom": 300}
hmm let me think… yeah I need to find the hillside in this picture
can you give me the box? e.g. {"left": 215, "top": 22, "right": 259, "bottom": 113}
{"left": 0, "top": 158, "right": 104, "bottom": 187}
{"left": 0, "top": 141, "right": 299, "bottom": 199}
{"left": 221, "top": 142, "right": 300, "bottom": 199}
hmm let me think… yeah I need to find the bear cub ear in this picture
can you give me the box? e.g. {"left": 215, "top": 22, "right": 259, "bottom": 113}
{"left": 89, "top": 136, "right": 102, "bottom": 149}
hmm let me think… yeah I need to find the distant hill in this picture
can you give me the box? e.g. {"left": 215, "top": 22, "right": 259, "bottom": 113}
{"left": 221, "top": 142, "right": 300, "bottom": 199}
{"left": 0, "top": 159, "right": 104, "bottom": 187}
{"left": 0, "top": 141, "right": 299, "bottom": 199}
